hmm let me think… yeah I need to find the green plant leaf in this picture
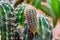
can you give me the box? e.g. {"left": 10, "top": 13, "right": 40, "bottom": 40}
{"left": 38, "top": 5, "right": 51, "bottom": 16}
{"left": 31, "top": 0, "right": 51, "bottom": 16}
{"left": 46, "top": 0, "right": 52, "bottom": 5}
{"left": 39, "top": 4, "right": 58, "bottom": 28}
{"left": 46, "top": 0, "right": 59, "bottom": 27}
{"left": 49, "top": 7, "right": 58, "bottom": 28}
{"left": 59, "top": 0, "right": 60, "bottom": 14}
{"left": 51, "top": 0, "right": 60, "bottom": 17}
{"left": 31, "top": 0, "right": 42, "bottom": 7}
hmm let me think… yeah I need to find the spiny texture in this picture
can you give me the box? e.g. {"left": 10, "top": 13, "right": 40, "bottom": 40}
{"left": 25, "top": 9, "right": 37, "bottom": 34}
{"left": 36, "top": 14, "right": 52, "bottom": 40}
{"left": 23, "top": 14, "right": 52, "bottom": 40}
{"left": 15, "top": 3, "right": 26, "bottom": 27}
{"left": 0, "top": 2, "right": 15, "bottom": 40}
{"left": 15, "top": 4, "right": 26, "bottom": 40}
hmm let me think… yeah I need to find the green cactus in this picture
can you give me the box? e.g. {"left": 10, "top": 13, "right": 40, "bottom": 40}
{"left": 35, "top": 14, "right": 52, "bottom": 40}
{"left": 16, "top": 3, "right": 52, "bottom": 40}
{"left": 15, "top": 4, "right": 35, "bottom": 40}
{"left": 15, "top": 3, "right": 26, "bottom": 28}
{"left": 0, "top": 1, "right": 52, "bottom": 40}
{"left": 0, "top": 2, "right": 14, "bottom": 40}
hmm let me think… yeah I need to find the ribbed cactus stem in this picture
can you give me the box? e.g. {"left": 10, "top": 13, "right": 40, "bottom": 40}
{"left": 0, "top": 2, "right": 14, "bottom": 40}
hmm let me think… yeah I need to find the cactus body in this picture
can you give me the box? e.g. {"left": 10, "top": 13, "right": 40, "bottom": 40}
{"left": 35, "top": 14, "right": 52, "bottom": 40}
{"left": 15, "top": 4, "right": 26, "bottom": 27}
{"left": 0, "top": 2, "right": 52, "bottom": 40}
{"left": 16, "top": 4, "right": 52, "bottom": 40}
{"left": 0, "top": 2, "right": 14, "bottom": 40}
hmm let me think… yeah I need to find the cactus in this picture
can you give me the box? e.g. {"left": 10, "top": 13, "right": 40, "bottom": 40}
{"left": 0, "top": 1, "right": 52, "bottom": 40}
{"left": 25, "top": 9, "right": 37, "bottom": 34}
{"left": 16, "top": 3, "right": 52, "bottom": 40}
{"left": 15, "top": 4, "right": 36, "bottom": 40}
{"left": 0, "top": 2, "right": 14, "bottom": 40}
{"left": 35, "top": 14, "right": 52, "bottom": 40}
{"left": 15, "top": 3, "right": 26, "bottom": 28}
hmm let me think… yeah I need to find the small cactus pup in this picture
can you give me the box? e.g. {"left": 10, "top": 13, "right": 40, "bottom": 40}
{"left": 24, "top": 5, "right": 37, "bottom": 35}
{"left": 24, "top": 5, "right": 38, "bottom": 40}
{"left": 13, "top": 25, "right": 24, "bottom": 40}
{"left": 0, "top": 2, "right": 14, "bottom": 40}
{"left": 13, "top": 28, "right": 24, "bottom": 40}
